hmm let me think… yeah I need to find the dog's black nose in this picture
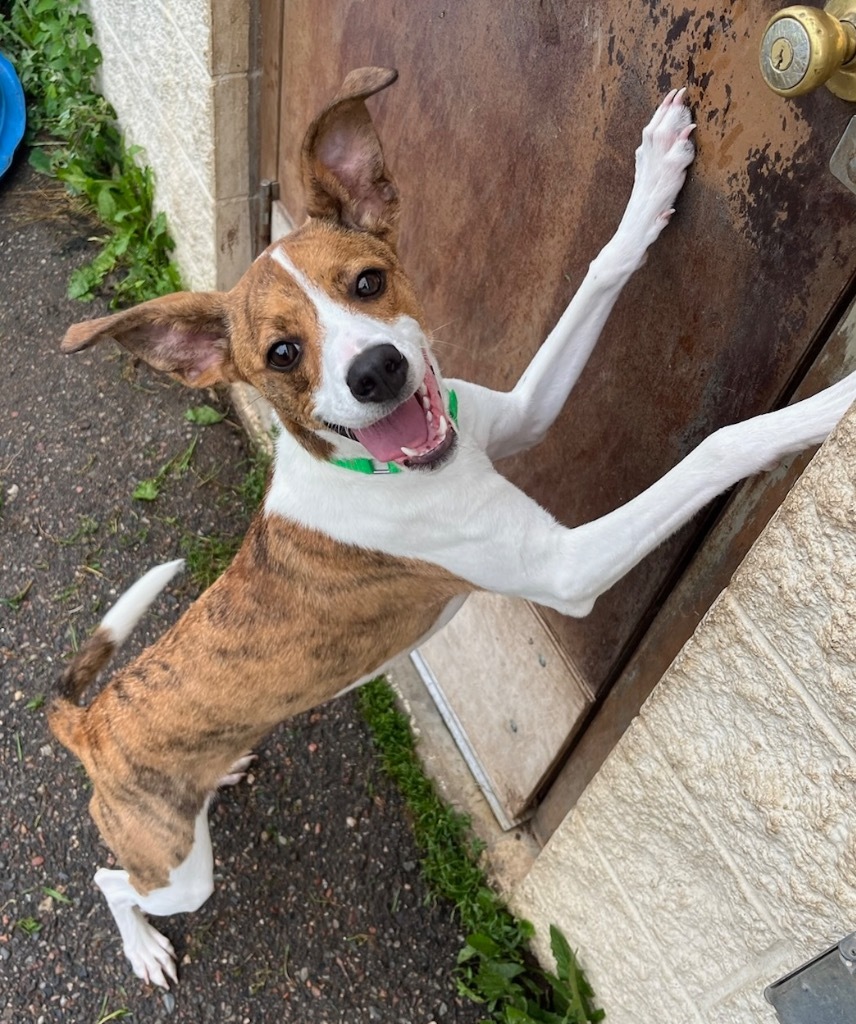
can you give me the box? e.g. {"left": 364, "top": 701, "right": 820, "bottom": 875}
{"left": 347, "top": 344, "right": 409, "bottom": 403}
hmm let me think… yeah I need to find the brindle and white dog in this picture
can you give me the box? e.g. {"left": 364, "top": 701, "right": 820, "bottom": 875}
{"left": 50, "top": 67, "right": 856, "bottom": 987}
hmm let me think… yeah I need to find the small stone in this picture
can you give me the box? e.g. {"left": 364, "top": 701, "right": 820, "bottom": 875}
{"left": 162, "top": 990, "right": 176, "bottom": 1014}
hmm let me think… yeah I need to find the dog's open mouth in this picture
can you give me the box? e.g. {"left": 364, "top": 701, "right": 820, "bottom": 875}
{"left": 328, "top": 367, "right": 456, "bottom": 469}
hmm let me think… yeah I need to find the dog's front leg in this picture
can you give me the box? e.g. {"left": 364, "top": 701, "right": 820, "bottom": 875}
{"left": 447, "top": 371, "right": 856, "bottom": 617}
{"left": 454, "top": 90, "right": 695, "bottom": 461}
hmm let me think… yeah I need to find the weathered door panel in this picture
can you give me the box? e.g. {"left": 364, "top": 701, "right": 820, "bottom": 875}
{"left": 268, "top": 1, "right": 856, "bottom": 817}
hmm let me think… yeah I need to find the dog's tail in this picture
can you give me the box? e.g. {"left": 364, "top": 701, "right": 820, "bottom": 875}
{"left": 48, "top": 560, "right": 184, "bottom": 750}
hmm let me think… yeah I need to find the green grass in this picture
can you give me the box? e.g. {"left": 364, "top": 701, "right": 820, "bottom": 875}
{"left": 358, "top": 679, "right": 604, "bottom": 1024}
{"left": 94, "top": 998, "right": 133, "bottom": 1024}
{"left": 132, "top": 438, "right": 197, "bottom": 502}
{"left": 0, "top": 0, "right": 182, "bottom": 304}
{"left": 239, "top": 435, "right": 275, "bottom": 509}
{"left": 15, "top": 916, "right": 41, "bottom": 936}
{"left": 1, "top": 579, "right": 33, "bottom": 612}
{"left": 181, "top": 533, "right": 242, "bottom": 591}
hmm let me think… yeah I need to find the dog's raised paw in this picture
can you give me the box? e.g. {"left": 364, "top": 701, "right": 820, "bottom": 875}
{"left": 622, "top": 87, "right": 696, "bottom": 252}
{"left": 642, "top": 88, "right": 695, "bottom": 160}
{"left": 637, "top": 88, "right": 695, "bottom": 188}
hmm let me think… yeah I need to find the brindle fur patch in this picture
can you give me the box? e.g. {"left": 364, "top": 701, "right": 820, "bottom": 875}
{"left": 48, "top": 512, "right": 471, "bottom": 894}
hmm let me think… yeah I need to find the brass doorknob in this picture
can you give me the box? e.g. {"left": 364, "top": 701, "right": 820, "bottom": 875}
{"left": 760, "top": 1, "right": 856, "bottom": 99}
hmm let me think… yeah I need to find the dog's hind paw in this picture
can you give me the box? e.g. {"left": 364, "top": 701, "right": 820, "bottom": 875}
{"left": 124, "top": 907, "right": 178, "bottom": 989}
{"left": 217, "top": 752, "right": 256, "bottom": 788}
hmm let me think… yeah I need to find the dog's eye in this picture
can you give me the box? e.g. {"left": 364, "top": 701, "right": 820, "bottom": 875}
{"left": 267, "top": 338, "right": 302, "bottom": 371}
{"left": 354, "top": 269, "right": 386, "bottom": 299}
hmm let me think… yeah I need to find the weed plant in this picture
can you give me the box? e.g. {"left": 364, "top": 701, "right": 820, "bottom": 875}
{"left": 0, "top": 0, "right": 182, "bottom": 303}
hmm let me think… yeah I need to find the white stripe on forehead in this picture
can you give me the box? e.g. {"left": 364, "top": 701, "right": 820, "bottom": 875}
{"left": 269, "top": 246, "right": 316, "bottom": 295}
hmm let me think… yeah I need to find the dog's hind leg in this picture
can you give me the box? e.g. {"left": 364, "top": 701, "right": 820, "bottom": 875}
{"left": 94, "top": 800, "right": 215, "bottom": 989}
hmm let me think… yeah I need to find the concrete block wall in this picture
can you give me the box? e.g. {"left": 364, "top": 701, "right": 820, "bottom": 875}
{"left": 85, "top": 0, "right": 254, "bottom": 291}
{"left": 512, "top": 402, "right": 856, "bottom": 1023}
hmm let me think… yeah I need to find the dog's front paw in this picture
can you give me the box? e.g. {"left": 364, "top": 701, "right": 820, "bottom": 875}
{"left": 623, "top": 88, "right": 696, "bottom": 248}
{"left": 124, "top": 907, "right": 178, "bottom": 989}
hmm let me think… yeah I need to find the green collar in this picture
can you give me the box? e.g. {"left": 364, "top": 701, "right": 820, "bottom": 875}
{"left": 331, "top": 389, "right": 458, "bottom": 475}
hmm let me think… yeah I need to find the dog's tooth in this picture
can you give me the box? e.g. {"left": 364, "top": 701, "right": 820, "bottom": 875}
{"left": 401, "top": 445, "right": 420, "bottom": 457}
{"left": 426, "top": 410, "right": 433, "bottom": 423}
{"left": 422, "top": 396, "right": 431, "bottom": 410}
{"left": 418, "top": 383, "right": 428, "bottom": 398}
{"left": 438, "top": 415, "right": 448, "bottom": 438}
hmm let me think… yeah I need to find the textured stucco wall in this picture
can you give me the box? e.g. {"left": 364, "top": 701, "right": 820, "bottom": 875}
{"left": 86, "top": 0, "right": 253, "bottom": 290}
{"left": 512, "top": 401, "right": 856, "bottom": 1023}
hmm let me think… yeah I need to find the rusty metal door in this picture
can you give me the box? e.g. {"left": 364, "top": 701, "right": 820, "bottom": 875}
{"left": 260, "top": 1, "right": 856, "bottom": 827}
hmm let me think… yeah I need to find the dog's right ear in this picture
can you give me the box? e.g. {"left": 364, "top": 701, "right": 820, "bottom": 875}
{"left": 61, "top": 291, "right": 238, "bottom": 388}
{"left": 301, "top": 66, "right": 400, "bottom": 241}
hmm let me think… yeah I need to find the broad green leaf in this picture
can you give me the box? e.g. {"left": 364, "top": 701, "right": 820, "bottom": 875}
{"left": 67, "top": 270, "right": 95, "bottom": 301}
{"left": 185, "top": 404, "right": 225, "bottom": 426}
{"left": 504, "top": 1008, "right": 540, "bottom": 1023}
{"left": 550, "top": 925, "right": 573, "bottom": 980}
{"left": 466, "top": 932, "right": 504, "bottom": 959}
{"left": 132, "top": 479, "right": 160, "bottom": 501}
{"left": 97, "top": 186, "right": 117, "bottom": 220}
{"left": 28, "top": 147, "right": 53, "bottom": 174}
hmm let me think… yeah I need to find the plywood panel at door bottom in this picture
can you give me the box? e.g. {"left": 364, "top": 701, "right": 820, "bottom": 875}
{"left": 414, "top": 593, "right": 591, "bottom": 827}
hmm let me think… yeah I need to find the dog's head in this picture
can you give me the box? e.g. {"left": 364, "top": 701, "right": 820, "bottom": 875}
{"left": 61, "top": 68, "right": 456, "bottom": 471}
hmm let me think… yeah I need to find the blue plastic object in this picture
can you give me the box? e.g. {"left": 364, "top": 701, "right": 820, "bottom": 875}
{"left": 0, "top": 52, "right": 26, "bottom": 178}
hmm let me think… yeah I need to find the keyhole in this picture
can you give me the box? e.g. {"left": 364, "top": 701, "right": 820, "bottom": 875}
{"left": 772, "top": 37, "right": 794, "bottom": 71}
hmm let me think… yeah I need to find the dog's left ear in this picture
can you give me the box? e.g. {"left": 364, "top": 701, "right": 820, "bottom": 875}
{"left": 61, "top": 291, "right": 239, "bottom": 388}
{"left": 301, "top": 66, "right": 400, "bottom": 241}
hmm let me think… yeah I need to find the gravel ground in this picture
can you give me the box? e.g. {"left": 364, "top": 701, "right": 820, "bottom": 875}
{"left": 0, "top": 157, "right": 482, "bottom": 1024}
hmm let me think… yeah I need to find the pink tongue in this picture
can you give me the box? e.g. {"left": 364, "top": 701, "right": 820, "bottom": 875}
{"left": 353, "top": 396, "right": 428, "bottom": 461}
